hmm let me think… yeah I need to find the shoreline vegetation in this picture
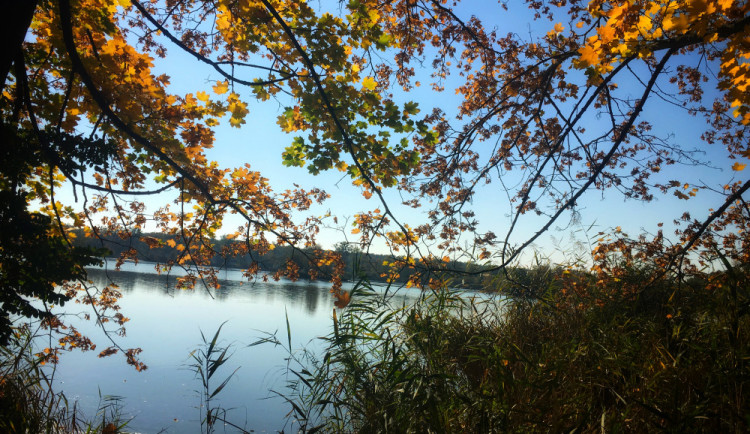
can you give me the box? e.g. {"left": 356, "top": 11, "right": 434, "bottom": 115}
{"left": 3, "top": 257, "right": 748, "bottom": 432}
{"left": 0, "top": 325, "right": 130, "bottom": 433}
{"left": 70, "top": 229, "right": 541, "bottom": 292}
{"left": 283, "top": 263, "right": 749, "bottom": 432}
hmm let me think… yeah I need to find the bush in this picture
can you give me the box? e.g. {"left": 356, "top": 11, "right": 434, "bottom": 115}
{"left": 285, "top": 263, "right": 750, "bottom": 432}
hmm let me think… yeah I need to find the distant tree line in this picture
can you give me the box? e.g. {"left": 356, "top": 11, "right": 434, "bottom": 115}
{"left": 69, "top": 230, "right": 546, "bottom": 291}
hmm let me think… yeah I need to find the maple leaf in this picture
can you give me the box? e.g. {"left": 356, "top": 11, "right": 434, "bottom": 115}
{"left": 213, "top": 81, "right": 229, "bottom": 95}
{"left": 578, "top": 45, "right": 600, "bottom": 67}
{"left": 597, "top": 25, "right": 616, "bottom": 44}
{"left": 362, "top": 76, "right": 377, "bottom": 91}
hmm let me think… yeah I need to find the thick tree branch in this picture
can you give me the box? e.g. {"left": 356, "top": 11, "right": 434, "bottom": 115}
{"left": 68, "top": 173, "right": 182, "bottom": 196}
{"left": 0, "top": 0, "right": 38, "bottom": 92}
{"left": 660, "top": 179, "right": 750, "bottom": 277}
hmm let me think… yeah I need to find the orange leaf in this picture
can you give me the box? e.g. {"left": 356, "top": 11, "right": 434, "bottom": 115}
{"left": 213, "top": 80, "right": 229, "bottom": 94}
{"left": 578, "top": 45, "right": 600, "bottom": 67}
{"left": 334, "top": 291, "right": 351, "bottom": 308}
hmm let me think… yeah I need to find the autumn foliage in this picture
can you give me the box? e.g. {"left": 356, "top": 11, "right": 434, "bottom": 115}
{"left": 0, "top": 0, "right": 749, "bottom": 429}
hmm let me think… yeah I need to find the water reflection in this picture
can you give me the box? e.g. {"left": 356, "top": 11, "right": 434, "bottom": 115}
{"left": 53, "top": 263, "right": 349, "bottom": 433}
{"left": 52, "top": 262, "right": 436, "bottom": 433}
{"left": 87, "top": 266, "right": 334, "bottom": 315}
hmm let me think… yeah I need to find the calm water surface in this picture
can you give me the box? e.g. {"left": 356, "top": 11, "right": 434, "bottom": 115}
{"left": 49, "top": 262, "right": 419, "bottom": 433}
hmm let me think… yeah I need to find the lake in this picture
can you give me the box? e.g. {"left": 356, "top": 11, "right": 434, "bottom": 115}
{"left": 47, "top": 261, "right": 420, "bottom": 433}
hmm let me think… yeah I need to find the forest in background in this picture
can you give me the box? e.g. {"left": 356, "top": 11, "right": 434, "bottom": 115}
{"left": 70, "top": 229, "right": 529, "bottom": 291}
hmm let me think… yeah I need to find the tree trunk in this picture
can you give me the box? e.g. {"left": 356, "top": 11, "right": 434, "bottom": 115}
{"left": 1, "top": 0, "right": 39, "bottom": 93}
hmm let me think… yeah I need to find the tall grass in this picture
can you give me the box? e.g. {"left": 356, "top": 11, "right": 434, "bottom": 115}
{"left": 189, "top": 321, "right": 253, "bottom": 434}
{"left": 0, "top": 324, "right": 130, "bottom": 433}
{"left": 280, "top": 262, "right": 750, "bottom": 432}
{"left": 0, "top": 325, "right": 74, "bottom": 433}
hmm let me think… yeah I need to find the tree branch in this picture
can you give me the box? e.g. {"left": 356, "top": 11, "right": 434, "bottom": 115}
{"left": 497, "top": 48, "right": 676, "bottom": 270}
{"left": 130, "top": 0, "right": 296, "bottom": 87}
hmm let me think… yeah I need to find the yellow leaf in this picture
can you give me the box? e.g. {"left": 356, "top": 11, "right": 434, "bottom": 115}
{"left": 717, "top": 0, "right": 733, "bottom": 9}
{"left": 196, "top": 91, "right": 209, "bottom": 102}
{"left": 216, "top": 11, "right": 231, "bottom": 31}
{"left": 732, "top": 162, "right": 747, "bottom": 171}
{"left": 636, "top": 15, "right": 652, "bottom": 35}
{"left": 213, "top": 81, "right": 229, "bottom": 95}
{"left": 578, "top": 45, "right": 600, "bottom": 67}
{"left": 597, "top": 25, "right": 616, "bottom": 44}
{"left": 362, "top": 76, "right": 377, "bottom": 91}
{"left": 554, "top": 22, "right": 564, "bottom": 33}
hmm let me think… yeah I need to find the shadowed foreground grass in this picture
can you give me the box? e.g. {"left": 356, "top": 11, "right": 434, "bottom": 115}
{"left": 0, "top": 326, "right": 129, "bottom": 434}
